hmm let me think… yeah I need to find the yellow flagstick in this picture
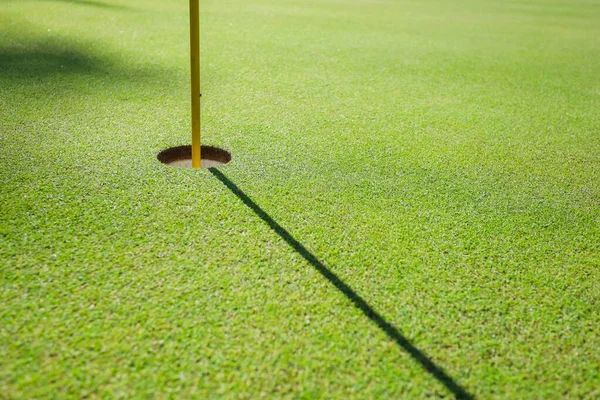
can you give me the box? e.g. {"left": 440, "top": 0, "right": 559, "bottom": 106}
{"left": 190, "top": 0, "right": 201, "bottom": 168}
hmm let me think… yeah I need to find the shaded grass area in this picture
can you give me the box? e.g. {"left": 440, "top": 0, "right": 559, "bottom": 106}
{"left": 0, "top": 0, "right": 135, "bottom": 11}
{"left": 1, "top": 0, "right": 599, "bottom": 398}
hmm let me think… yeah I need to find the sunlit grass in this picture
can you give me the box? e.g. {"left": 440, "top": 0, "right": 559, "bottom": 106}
{"left": 1, "top": 0, "right": 599, "bottom": 397}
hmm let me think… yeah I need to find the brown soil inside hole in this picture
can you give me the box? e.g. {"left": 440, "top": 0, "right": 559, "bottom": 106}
{"left": 157, "top": 145, "right": 232, "bottom": 168}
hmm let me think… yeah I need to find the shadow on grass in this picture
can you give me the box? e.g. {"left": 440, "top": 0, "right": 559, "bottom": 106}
{"left": 0, "top": 46, "right": 105, "bottom": 79}
{"left": 52, "top": 0, "right": 132, "bottom": 9}
{"left": 209, "top": 168, "right": 474, "bottom": 399}
{"left": 0, "top": 38, "right": 177, "bottom": 93}
{"left": 0, "top": 0, "right": 134, "bottom": 11}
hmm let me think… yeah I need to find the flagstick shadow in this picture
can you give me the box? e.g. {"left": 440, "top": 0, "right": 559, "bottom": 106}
{"left": 209, "top": 168, "right": 474, "bottom": 399}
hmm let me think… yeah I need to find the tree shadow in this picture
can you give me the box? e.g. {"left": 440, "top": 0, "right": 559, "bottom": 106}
{"left": 209, "top": 168, "right": 475, "bottom": 399}
{"left": 0, "top": 0, "right": 134, "bottom": 11}
{"left": 0, "top": 46, "right": 105, "bottom": 79}
{"left": 49, "top": 0, "right": 134, "bottom": 10}
{"left": 0, "top": 37, "right": 179, "bottom": 97}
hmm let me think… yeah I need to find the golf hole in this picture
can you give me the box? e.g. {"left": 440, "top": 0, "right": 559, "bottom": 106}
{"left": 157, "top": 145, "right": 232, "bottom": 168}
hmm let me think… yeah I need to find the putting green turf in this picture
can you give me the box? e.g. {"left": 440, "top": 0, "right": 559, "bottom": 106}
{"left": 1, "top": 0, "right": 599, "bottom": 397}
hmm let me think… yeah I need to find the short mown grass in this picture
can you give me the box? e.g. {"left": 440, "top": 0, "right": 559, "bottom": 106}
{"left": 1, "top": 0, "right": 599, "bottom": 398}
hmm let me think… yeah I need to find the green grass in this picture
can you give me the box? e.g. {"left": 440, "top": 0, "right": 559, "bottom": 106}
{"left": 1, "top": 0, "right": 599, "bottom": 397}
